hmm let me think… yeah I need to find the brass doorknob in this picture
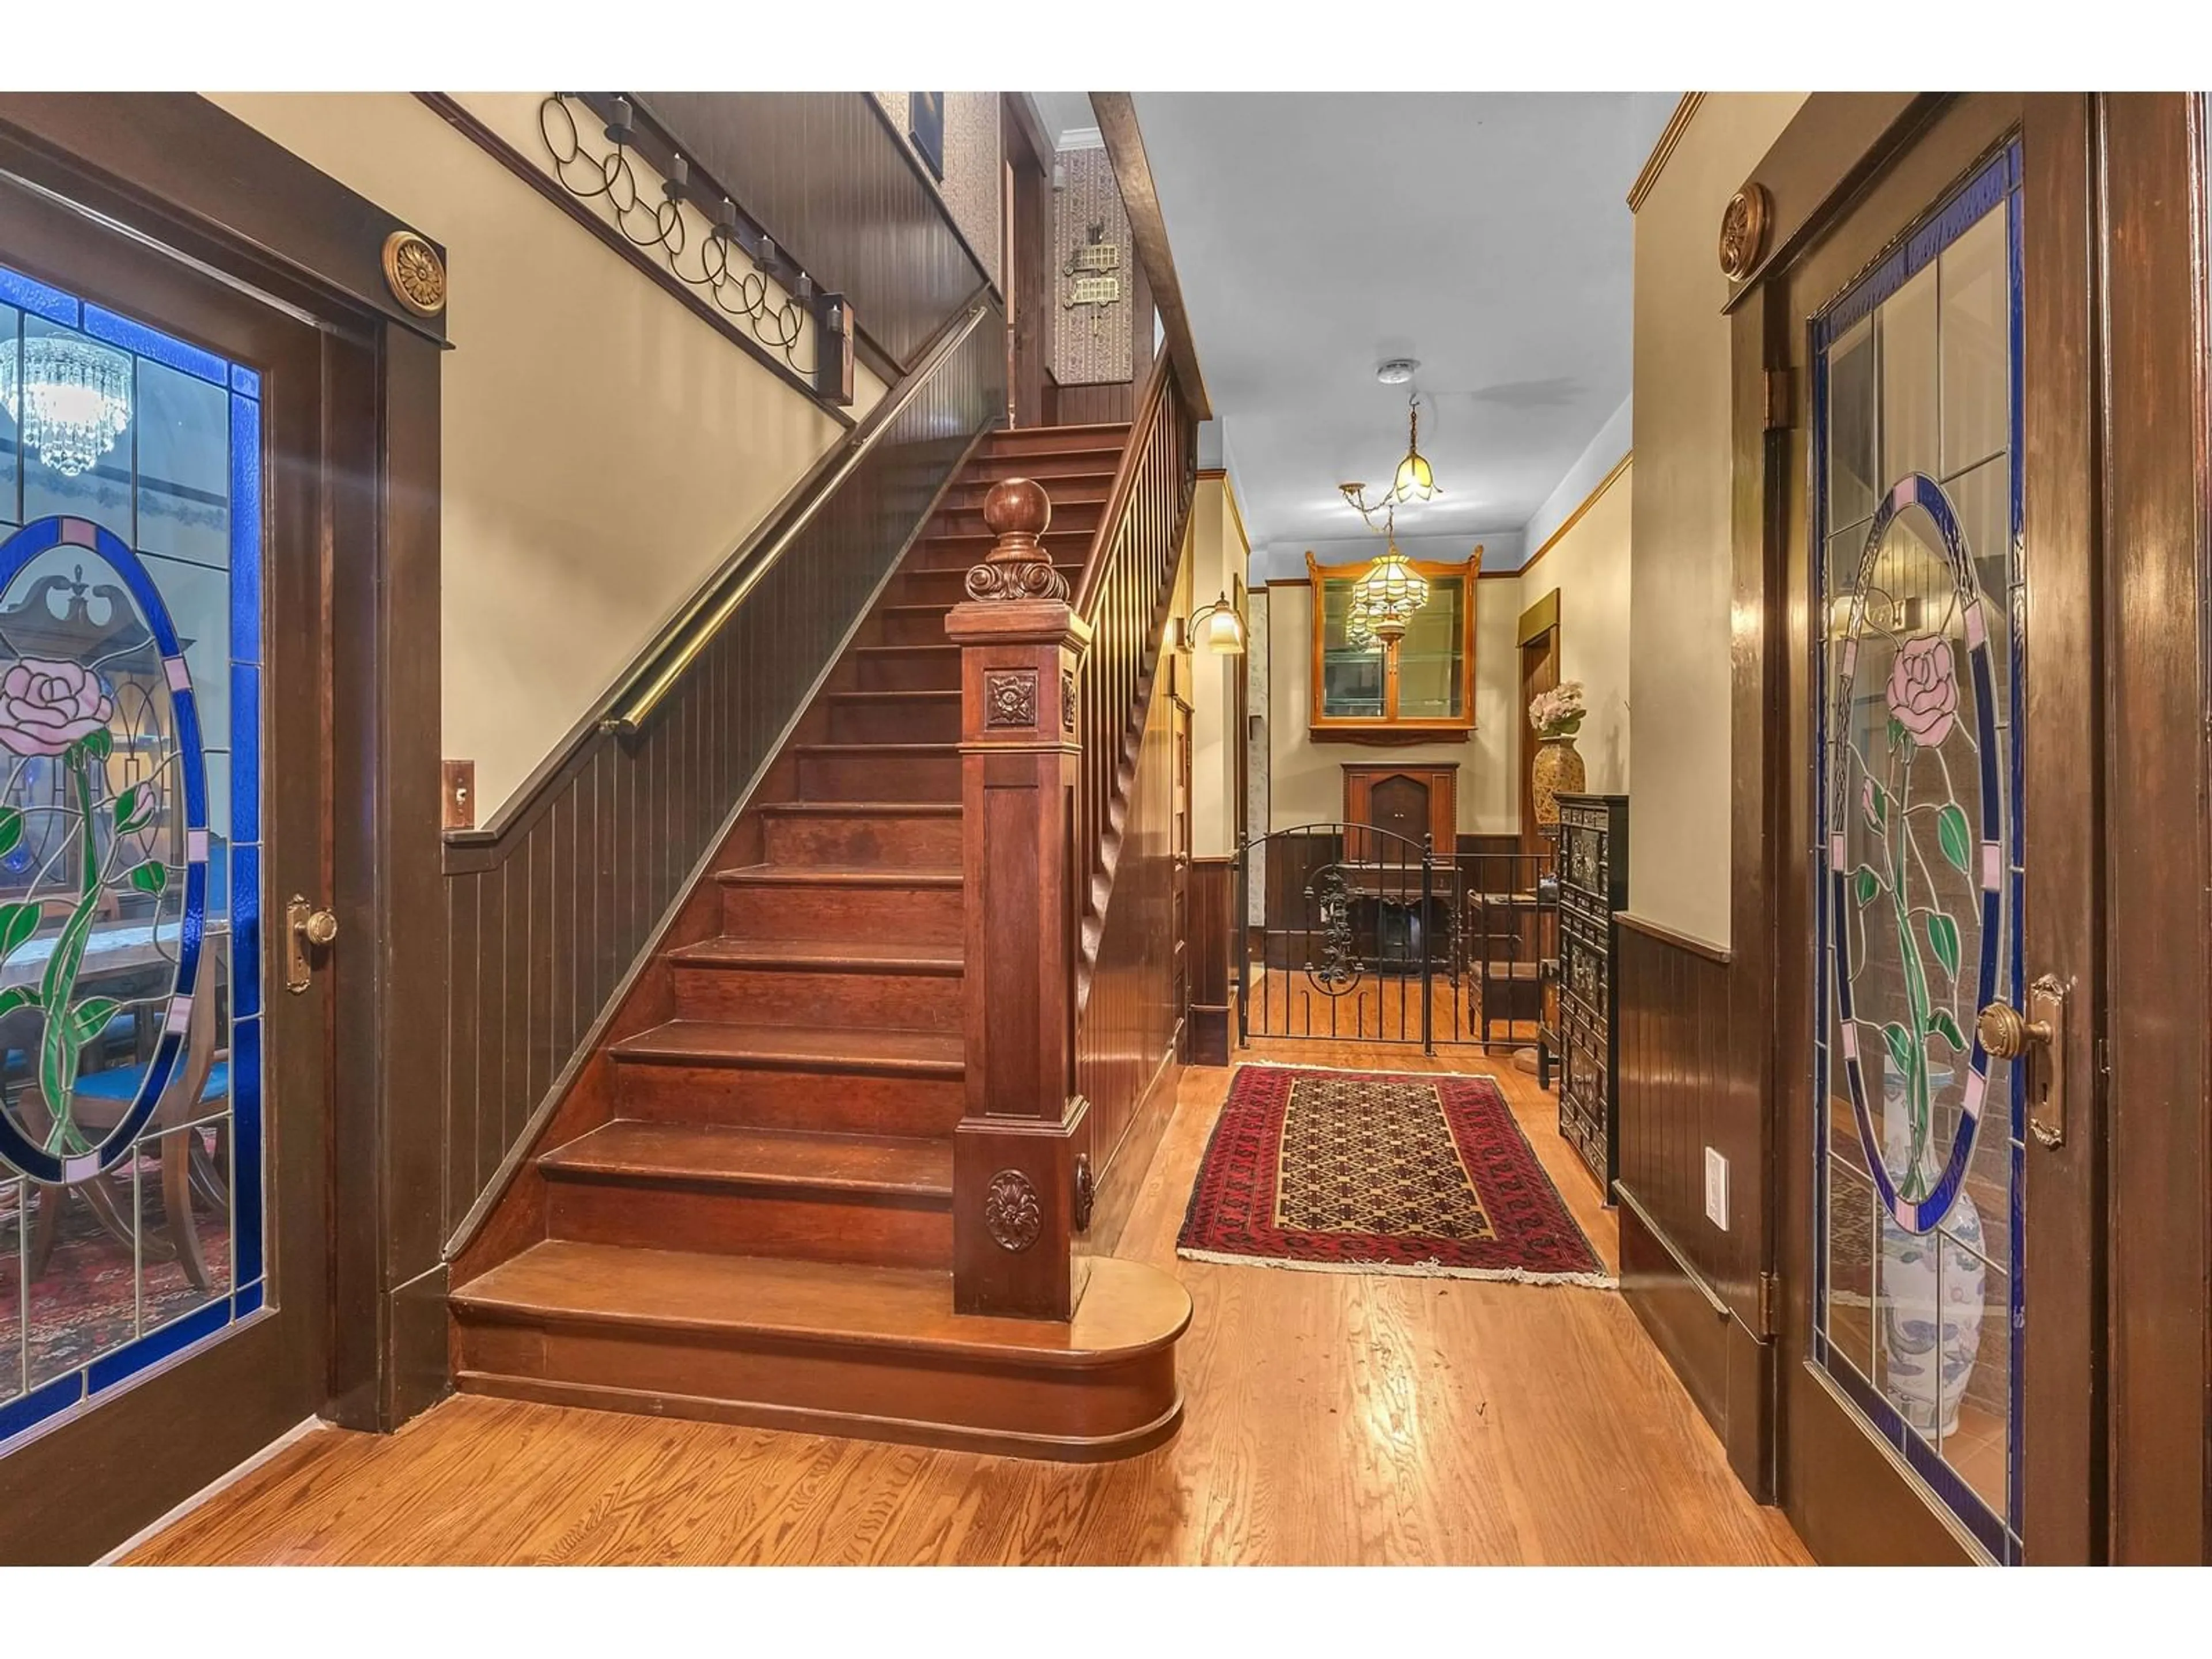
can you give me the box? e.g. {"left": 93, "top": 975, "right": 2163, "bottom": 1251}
{"left": 1976, "top": 1000, "right": 2051, "bottom": 1059}
{"left": 302, "top": 908, "right": 339, "bottom": 947}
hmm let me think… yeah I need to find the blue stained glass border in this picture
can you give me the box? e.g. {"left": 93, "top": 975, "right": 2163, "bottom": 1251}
{"left": 0, "top": 258, "right": 268, "bottom": 1460}
{"left": 1807, "top": 139, "right": 2025, "bottom": 1566}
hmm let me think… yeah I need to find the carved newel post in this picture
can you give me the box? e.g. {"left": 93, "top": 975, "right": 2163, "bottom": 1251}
{"left": 945, "top": 477, "right": 1093, "bottom": 1319}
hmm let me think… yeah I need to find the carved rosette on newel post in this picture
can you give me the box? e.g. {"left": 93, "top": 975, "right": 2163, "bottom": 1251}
{"left": 945, "top": 478, "right": 1093, "bottom": 1319}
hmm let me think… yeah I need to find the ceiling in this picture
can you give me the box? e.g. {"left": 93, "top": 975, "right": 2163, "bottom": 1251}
{"left": 1129, "top": 92, "right": 1680, "bottom": 559}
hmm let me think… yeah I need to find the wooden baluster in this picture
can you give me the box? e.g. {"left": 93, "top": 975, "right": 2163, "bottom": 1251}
{"left": 945, "top": 477, "right": 1093, "bottom": 1319}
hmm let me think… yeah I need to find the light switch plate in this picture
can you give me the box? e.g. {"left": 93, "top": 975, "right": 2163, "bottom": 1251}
{"left": 1703, "top": 1147, "right": 1730, "bottom": 1230}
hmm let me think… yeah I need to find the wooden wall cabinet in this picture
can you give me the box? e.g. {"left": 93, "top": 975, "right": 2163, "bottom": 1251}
{"left": 1342, "top": 763, "right": 1456, "bottom": 859}
{"left": 1306, "top": 548, "right": 1481, "bottom": 743}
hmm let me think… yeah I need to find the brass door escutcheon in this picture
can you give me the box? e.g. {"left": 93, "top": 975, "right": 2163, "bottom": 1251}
{"left": 1977, "top": 974, "right": 2068, "bottom": 1147}
{"left": 285, "top": 895, "right": 338, "bottom": 994}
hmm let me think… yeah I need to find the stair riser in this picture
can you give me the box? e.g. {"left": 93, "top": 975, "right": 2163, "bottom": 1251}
{"left": 968, "top": 453, "right": 1123, "bottom": 483}
{"left": 912, "top": 533, "right": 1092, "bottom": 573}
{"left": 545, "top": 1179, "right": 952, "bottom": 1270}
{"left": 878, "top": 608, "right": 955, "bottom": 647}
{"left": 983, "top": 426, "right": 1131, "bottom": 456}
{"left": 456, "top": 1321, "right": 1179, "bottom": 1448}
{"left": 825, "top": 696, "right": 959, "bottom": 744}
{"left": 933, "top": 502, "right": 1104, "bottom": 539}
{"left": 721, "top": 880, "right": 963, "bottom": 942}
{"left": 796, "top": 751, "right": 959, "bottom": 802}
{"left": 669, "top": 962, "right": 961, "bottom": 1030}
{"left": 613, "top": 1060, "right": 964, "bottom": 1137}
{"left": 760, "top": 811, "right": 961, "bottom": 866}
{"left": 946, "top": 481, "right": 1109, "bottom": 512}
{"left": 855, "top": 651, "right": 960, "bottom": 692}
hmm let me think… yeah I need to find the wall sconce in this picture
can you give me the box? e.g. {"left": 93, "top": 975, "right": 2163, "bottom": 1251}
{"left": 1183, "top": 590, "right": 1247, "bottom": 655}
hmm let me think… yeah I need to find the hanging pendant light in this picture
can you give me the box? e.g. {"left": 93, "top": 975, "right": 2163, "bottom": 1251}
{"left": 0, "top": 335, "right": 134, "bottom": 478}
{"left": 1352, "top": 536, "right": 1430, "bottom": 645}
{"left": 1340, "top": 387, "right": 1442, "bottom": 528}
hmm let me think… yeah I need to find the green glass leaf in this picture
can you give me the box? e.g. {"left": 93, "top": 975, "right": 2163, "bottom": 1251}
{"left": 1926, "top": 911, "right": 1960, "bottom": 981}
{"left": 1887, "top": 716, "right": 1906, "bottom": 748}
{"left": 0, "top": 807, "right": 21, "bottom": 859}
{"left": 112, "top": 783, "right": 154, "bottom": 834}
{"left": 1937, "top": 804, "right": 1974, "bottom": 876}
{"left": 1881, "top": 1021, "right": 1918, "bottom": 1077}
{"left": 1853, "top": 865, "right": 1881, "bottom": 907}
{"left": 0, "top": 900, "right": 39, "bottom": 960}
{"left": 81, "top": 728, "right": 112, "bottom": 763}
{"left": 66, "top": 996, "right": 122, "bottom": 1050}
{"left": 128, "top": 861, "right": 169, "bottom": 896}
{"left": 1927, "top": 1007, "right": 1968, "bottom": 1053}
{"left": 0, "top": 984, "right": 37, "bottom": 1020}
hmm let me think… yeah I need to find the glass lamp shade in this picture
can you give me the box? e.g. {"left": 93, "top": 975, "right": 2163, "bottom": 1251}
{"left": 1188, "top": 591, "right": 1246, "bottom": 654}
{"left": 1390, "top": 447, "right": 1437, "bottom": 503}
{"left": 0, "top": 335, "right": 134, "bottom": 478}
{"left": 1353, "top": 548, "right": 1430, "bottom": 642}
{"left": 1344, "top": 602, "right": 1378, "bottom": 650}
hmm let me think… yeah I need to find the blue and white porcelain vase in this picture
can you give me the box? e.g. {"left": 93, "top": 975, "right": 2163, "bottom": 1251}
{"left": 1877, "top": 1072, "right": 1986, "bottom": 1437}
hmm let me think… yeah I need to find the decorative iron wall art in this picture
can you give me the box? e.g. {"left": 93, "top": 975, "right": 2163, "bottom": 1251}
{"left": 537, "top": 94, "right": 851, "bottom": 400}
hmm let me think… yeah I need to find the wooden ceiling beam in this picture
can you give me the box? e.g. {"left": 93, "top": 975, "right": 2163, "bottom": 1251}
{"left": 1089, "top": 92, "right": 1214, "bottom": 422}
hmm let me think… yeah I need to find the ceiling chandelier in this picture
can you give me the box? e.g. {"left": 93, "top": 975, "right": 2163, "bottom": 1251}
{"left": 1344, "top": 503, "right": 1431, "bottom": 650}
{"left": 1339, "top": 391, "right": 1440, "bottom": 528}
{"left": 0, "top": 335, "right": 134, "bottom": 478}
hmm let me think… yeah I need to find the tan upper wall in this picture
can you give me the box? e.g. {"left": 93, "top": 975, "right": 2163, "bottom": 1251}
{"left": 1519, "top": 459, "right": 1633, "bottom": 797}
{"left": 208, "top": 92, "right": 887, "bottom": 821}
{"left": 1627, "top": 92, "right": 1807, "bottom": 945}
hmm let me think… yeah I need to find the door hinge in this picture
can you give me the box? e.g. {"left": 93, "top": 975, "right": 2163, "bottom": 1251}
{"left": 1763, "top": 368, "right": 1797, "bottom": 431}
{"left": 1756, "top": 1268, "right": 1781, "bottom": 1338}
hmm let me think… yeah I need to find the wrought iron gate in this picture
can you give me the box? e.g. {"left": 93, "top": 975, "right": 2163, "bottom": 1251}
{"left": 1232, "top": 823, "right": 1556, "bottom": 1052}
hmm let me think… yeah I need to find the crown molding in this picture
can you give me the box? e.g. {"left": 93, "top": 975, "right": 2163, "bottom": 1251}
{"left": 1627, "top": 93, "right": 1706, "bottom": 212}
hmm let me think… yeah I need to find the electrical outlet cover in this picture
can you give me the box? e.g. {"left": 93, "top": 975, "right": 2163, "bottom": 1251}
{"left": 1703, "top": 1147, "right": 1729, "bottom": 1230}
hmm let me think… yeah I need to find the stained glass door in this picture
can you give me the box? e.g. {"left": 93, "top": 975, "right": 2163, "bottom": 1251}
{"left": 0, "top": 157, "right": 335, "bottom": 1561}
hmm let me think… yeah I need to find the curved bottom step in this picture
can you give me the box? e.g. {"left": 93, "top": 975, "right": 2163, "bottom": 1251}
{"left": 452, "top": 1243, "right": 1191, "bottom": 1464}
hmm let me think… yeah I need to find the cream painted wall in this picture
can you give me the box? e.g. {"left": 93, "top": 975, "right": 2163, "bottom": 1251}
{"left": 1518, "top": 463, "right": 1634, "bottom": 796}
{"left": 1626, "top": 92, "right": 1807, "bottom": 945}
{"left": 1266, "top": 573, "right": 1522, "bottom": 836}
{"left": 207, "top": 92, "right": 888, "bottom": 820}
{"left": 1187, "top": 474, "right": 1249, "bottom": 858}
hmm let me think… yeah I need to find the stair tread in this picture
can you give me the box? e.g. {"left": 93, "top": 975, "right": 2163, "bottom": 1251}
{"left": 824, "top": 689, "right": 961, "bottom": 702}
{"left": 855, "top": 643, "right": 958, "bottom": 654}
{"left": 454, "top": 1240, "right": 1190, "bottom": 1363}
{"left": 669, "top": 935, "right": 961, "bottom": 972}
{"left": 543, "top": 1120, "right": 952, "bottom": 1196}
{"left": 793, "top": 741, "right": 958, "bottom": 753}
{"left": 611, "top": 1019, "right": 963, "bottom": 1072}
{"left": 715, "top": 862, "right": 961, "bottom": 887}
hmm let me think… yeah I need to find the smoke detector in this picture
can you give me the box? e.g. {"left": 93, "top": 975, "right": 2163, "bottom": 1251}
{"left": 1375, "top": 358, "right": 1419, "bottom": 386}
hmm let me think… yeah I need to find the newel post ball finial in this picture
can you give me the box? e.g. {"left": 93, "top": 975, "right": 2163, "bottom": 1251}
{"left": 967, "top": 476, "right": 1069, "bottom": 603}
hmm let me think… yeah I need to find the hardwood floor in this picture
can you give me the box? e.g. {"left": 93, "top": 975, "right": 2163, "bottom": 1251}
{"left": 127, "top": 1046, "right": 1809, "bottom": 1565}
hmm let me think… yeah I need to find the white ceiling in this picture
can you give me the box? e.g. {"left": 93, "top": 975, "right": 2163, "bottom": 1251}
{"left": 1029, "top": 91, "right": 1100, "bottom": 149}
{"left": 1129, "top": 92, "right": 1680, "bottom": 559}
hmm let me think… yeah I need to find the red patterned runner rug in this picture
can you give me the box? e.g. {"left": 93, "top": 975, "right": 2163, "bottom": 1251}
{"left": 1176, "top": 1065, "right": 1612, "bottom": 1286}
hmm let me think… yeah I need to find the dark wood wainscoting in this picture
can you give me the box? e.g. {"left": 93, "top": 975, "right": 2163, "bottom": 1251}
{"left": 440, "top": 315, "right": 1003, "bottom": 1252}
{"left": 638, "top": 91, "right": 991, "bottom": 371}
{"left": 1187, "top": 857, "right": 1233, "bottom": 1066}
{"left": 1613, "top": 912, "right": 1771, "bottom": 1495}
{"left": 1077, "top": 666, "right": 1187, "bottom": 1255}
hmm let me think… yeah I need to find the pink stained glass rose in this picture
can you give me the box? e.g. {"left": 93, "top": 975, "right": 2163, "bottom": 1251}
{"left": 1886, "top": 635, "right": 1959, "bottom": 748}
{"left": 0, "top": 657, "right": 116, "bottom": 757}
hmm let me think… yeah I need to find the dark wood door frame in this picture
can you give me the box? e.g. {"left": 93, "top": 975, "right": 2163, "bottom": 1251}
{"left": 0, "top": 94, "right": 444, "bottom": 1558}
{"left": 1000, "top": 95, "right": 1052, "bottom": 430}
{"left": 1730, "top": 90, "right": 2212, "bottom": 1565}
{"left": 1517, "top": 588, "right": 1562, "bottom": 857}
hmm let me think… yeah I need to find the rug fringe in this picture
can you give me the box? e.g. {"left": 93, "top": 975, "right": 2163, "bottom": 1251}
{"left": 1175, "top": 1245, "right": 1618, "bottom": 1291}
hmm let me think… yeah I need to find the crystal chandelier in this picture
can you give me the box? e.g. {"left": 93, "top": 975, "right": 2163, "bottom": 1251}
{"left": 0, "top": 335, "right": 134, "bottom": 478}
{"left": 1340, "top": 392, "right": 1440, "bottom": 528}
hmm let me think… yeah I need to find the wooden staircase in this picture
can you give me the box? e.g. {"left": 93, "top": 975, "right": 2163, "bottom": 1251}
{"left": 450, "top": 423, "right": 1192, "bottom": 1461}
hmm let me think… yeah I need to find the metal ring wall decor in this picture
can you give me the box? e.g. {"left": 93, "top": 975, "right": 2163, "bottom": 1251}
{"left": 537, "top": 94, "right": 817, "bottom": 376}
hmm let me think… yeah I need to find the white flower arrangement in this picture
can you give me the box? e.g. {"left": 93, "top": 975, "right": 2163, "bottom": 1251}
{"left": 1528, "top": 680, "right": 1588, "bottom": 740}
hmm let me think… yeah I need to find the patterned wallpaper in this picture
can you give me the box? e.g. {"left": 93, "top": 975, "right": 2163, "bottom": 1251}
{"left": 1051, "top": 144, "right": 1134, "bottom": 385}
{"left": 874, "top": 92, "right": 1001, "bottom": 290}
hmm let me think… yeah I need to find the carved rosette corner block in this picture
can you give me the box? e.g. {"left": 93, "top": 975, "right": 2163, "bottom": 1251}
{"left": 984, "top": 668, "right": 1039, "bottom": 729}
{"left": 1718, "top": 184, "right": 1771, "bottom": 281}
{"left": 983, "top": 1169, "right": 1043, "bottom": 1252}
{"left": 965, "top": 476, "right": 1070, "bottom": 603}
{"left": 381, "top": 229, "right": 447, "bottom": 319}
